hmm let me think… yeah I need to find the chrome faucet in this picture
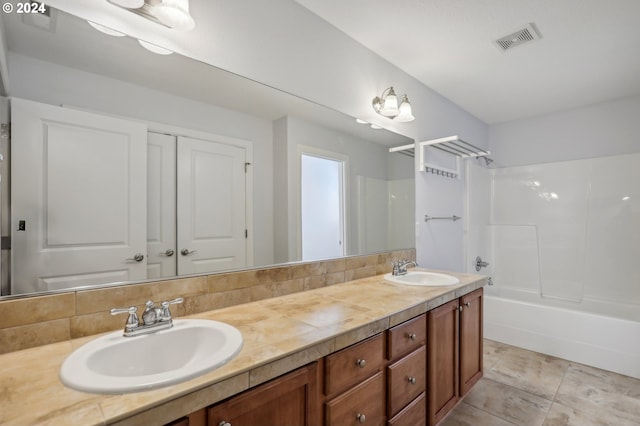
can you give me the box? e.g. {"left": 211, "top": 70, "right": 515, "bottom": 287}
{"left": 391, "top": 259, "right": 418, "bottom": 276}
{"left": 111, "top": 297, "right": 183, "bottom": 337}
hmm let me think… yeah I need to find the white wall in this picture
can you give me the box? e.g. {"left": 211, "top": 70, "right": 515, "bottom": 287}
{"left": 490, "top": 95, "right": 640, "bottom": 167}
{"left": 8, "top": 52, "right": 276, "bottom": 267}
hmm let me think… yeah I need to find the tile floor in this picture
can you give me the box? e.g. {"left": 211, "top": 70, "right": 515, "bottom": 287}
{"left": 442, "top": 339, "right": 640, "bottom": 426}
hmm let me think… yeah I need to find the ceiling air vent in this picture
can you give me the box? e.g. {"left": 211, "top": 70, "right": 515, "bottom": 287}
{"left": 494, "top": 23, "right": 541, "bottom": 52}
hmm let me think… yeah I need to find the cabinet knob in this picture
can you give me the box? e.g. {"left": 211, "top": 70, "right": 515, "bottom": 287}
{"left": 408, "top": 333, "right": 417, "bottom": 341}
{"left": 218, "top": 422, "right": 231, "bottom": 426}
{"left": 356, "top": 358, "right": 366, "bottom": 368}
{"left": 457, "top": 305, "right": 463, "bottom": 312}
{"left": 356, "top": 413, "right": 366, "bottom": 423}
{"left": 408, "top": 376, "right": 417, "bottom": 385}
{"left": 465, "top": 302, "right": 471, "bottom": 307}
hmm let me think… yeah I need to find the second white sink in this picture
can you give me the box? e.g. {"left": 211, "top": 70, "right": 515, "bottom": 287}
{"left": 384, "top": 271, "right": 460, "bottom": 286}
{"left": 60, "top": 319, "right": 243, "bottom": 394}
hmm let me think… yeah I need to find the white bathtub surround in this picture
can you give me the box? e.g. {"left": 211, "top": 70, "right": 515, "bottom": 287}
{"left": 466, "top": 153, "right": 640, "bottom": 379}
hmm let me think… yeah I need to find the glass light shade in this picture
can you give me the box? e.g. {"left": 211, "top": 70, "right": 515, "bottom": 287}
{"left": 138, "top": 39, "right": 173, "bottom": 55}
{"left": 87, "top": 21, "right": 126, "bottom": 37}
{"left": 395, "top": 95, "right": 415, "bottom": 122}
{"left": 154, "top": 0, "right": 196, "bottom": 30}
{"left": 109, "top": 0, "right": 144, "bottom": 8}
{"left": 379, "top": 87, "right": 399, "bottom": 116}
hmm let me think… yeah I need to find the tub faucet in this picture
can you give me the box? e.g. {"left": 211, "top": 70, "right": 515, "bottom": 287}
{"left": 391, "top": 259, "right": 418, "bottom": 276}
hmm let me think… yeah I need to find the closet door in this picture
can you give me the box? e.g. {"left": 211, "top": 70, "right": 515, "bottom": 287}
{"left": 147, "top": 132, "right": 177, "bottom": 279}
{"left": 11, "top": 98, "right": 147, "bottom": 293}
{"left": 177, "top": 136, "right": 247, "bottom": 275}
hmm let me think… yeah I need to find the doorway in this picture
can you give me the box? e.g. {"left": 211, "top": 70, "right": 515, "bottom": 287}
{"left": 300, "top": 152, "right": 346, "bottom": 261}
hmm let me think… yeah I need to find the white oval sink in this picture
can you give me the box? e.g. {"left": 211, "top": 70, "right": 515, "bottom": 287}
{"left": 60, "top": 319, "right": 243, "bottom": 394}
{"left": 384, "top": 271, "right": 460, "bottom": 286}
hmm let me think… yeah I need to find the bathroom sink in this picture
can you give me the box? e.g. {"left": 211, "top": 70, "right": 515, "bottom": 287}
{"left": 384, "top": 271, "right": 460, "bottom": 286}
{"left": 60, "top": 319, "right": 243, "bottom": 394}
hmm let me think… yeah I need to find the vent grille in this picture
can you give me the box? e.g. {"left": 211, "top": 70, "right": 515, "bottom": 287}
{"left": 495, "top": 23, "right": 541, "bottom": 51}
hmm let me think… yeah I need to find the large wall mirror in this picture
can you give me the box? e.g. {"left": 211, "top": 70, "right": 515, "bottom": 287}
{"left": 0, "top": 6, "right": 415, "bottom": 298}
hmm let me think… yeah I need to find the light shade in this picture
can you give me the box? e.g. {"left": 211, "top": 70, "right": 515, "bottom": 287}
{"left": 138, "top": 39, "right": 173, "bottom": 55}
{"left": 154, "top": 0, "right": 195, "bottom": 30}
{"left": 108, "top": 0, "right": 144, "bottom": 8}
{"left": 379, "top": 87, "right": 399, "bottom": 116}
{"left": 88, "top": 21, "right": 126, "bottom": 37}
{"left": 394, "top": 95, "right": 415, "bottom": 122}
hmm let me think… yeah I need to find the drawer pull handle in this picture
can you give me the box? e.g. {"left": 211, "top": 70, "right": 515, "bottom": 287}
{"left": 408, "top": 333, "right": 417, "bottom": 341}
{"left": 356, "top": 359, "right": 366, "bottom": 368}
{"left": 408, "top": 376, "right": 417, "bottom": 385}
{"left": 218, "top": 422, "right": 231, "bottom": 426}
{"left": 356, "top": 413, "right": 366, "bottom": 423}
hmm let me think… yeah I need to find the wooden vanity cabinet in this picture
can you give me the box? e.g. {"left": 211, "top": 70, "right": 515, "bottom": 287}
{"left": 427, "top": 288, "right": 483, "bottom": 425}
{"left": 207, "top": 363, "right": 319, "bottom": 426}
{"left": 386, "top": 314, "right": 427, "bottom": 426}
{"left": 323, "top": 333, "right": 386, "bottom": 425}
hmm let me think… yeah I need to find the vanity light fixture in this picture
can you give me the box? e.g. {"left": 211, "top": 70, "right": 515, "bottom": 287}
{"left": 372, "top": 86, "right": 415, "bottom": 122}
{"left": 106, "top": 0, "right": 195, "bottom": 31}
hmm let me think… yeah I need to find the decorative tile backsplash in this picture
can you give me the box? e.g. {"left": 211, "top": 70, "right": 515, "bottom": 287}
{"left": 0, "top": 249, "right": 414, "bottom": 354}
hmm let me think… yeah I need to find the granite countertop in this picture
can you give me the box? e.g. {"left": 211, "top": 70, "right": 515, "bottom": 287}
{"left": 0, "top": 269, "right": 486, "bottom": 425}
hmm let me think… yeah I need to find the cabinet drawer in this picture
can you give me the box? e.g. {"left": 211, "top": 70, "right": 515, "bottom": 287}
{"left": 325, "top": 333, "right": 384, "bottom": 396}
{"left": 387, "top": 393, "right": 426, "bottom": 426}
{"left": 325, "top": 371, "right": 385, "bottom": 426}
{"left": 387, "top": 314, "right": 426, "bottom": 360}
{"left": 387, "top": 345, "right": 426, "bottom": 418}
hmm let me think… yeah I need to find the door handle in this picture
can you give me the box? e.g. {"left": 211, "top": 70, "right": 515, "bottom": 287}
{"left": 125, "top": 253, "right": 144, "bottom": 263}
{"left": 160, "top": 249, "right": 175, "bottom": 257}
{"left": 475, "top": 256, "right": 490, "bottom": 271}
{"left": 180, "top": 249, "right": 197, "bottom": 256}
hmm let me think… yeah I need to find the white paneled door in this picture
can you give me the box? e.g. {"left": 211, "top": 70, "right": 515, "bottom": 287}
{"left": 147, "top": 132, "right": 177, "bottom": 279}
{"left": 11, "top": 98, "right": 148, "bottom": 294}
{"left": 176, "top": 136, "right": 247, "bottom": 275}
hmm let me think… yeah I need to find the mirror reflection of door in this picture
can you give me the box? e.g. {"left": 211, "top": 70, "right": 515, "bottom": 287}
{"left": 148, "top": 133, "right": 249, "bottom": 278}
{"left": 301, "top": 153, "right": 346, "bottom": 261}
{"left": 11, "top": 99, "right": 148, "bottom": 294}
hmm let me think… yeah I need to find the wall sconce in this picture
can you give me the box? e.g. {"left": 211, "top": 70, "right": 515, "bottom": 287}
{"left": 372, "top": 86, "right": 415, "bottom": 122}
{"left": 107, "top": 0, "right": 195, "bottom": 31}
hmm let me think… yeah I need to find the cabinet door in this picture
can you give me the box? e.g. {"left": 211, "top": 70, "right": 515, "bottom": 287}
{"left": 427, "top": 299, "right": 459, "bottom": 426}
{"left": 460, "top": 288, "right": 483, "bottom": 396}
{"left": 208, "top": 363, "right": 318, "bottom": 426}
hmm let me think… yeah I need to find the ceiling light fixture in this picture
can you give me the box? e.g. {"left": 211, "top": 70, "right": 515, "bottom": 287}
{"left": 372, "top": 86, "right": 415, "bottom": 122}
{"left": 106, "top": 0, "right": 195, "bottom": 31}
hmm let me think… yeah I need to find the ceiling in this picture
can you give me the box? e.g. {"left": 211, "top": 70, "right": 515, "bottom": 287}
{"left": 295, "top": 0, "right": 640, "bottom": 124}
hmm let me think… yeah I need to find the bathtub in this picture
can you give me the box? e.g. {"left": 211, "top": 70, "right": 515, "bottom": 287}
{"left": 484, "top": 289, "right": 640, "bottom": 380}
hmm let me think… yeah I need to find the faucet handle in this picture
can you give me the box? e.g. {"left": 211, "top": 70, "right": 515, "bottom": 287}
{"left": 160, "top": 297, "right": 184, "bottom": 321}
{"left": 110, "top": 306, "right": 139, "bottom": 330}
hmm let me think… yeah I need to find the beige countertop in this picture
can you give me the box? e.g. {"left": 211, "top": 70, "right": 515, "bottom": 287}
{"left": 0, "top": 269, "right": 486, "bottom": 425}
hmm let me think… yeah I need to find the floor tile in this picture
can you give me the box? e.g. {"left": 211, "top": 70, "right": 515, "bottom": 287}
{"left": 484, "top": 344, "right": 570, "bottom": 400}
{"left": 554, "top": 363, "right": 640, "bottom": 425}
{"left": 483, "top": 338, "right": 508, "bottom": 372}
{"left": 543, "top": 401, "right": 639, "bottom": 426}
{"left": 441, "top": 402, "right": 516, "bottom": 426}
{"left": 463, "top": 378, "right": 553, "bottom": 426}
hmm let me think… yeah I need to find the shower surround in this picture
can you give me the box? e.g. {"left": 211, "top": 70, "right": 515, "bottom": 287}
{"left": 466, "top": 152, "right": 640, "bottom": 379}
